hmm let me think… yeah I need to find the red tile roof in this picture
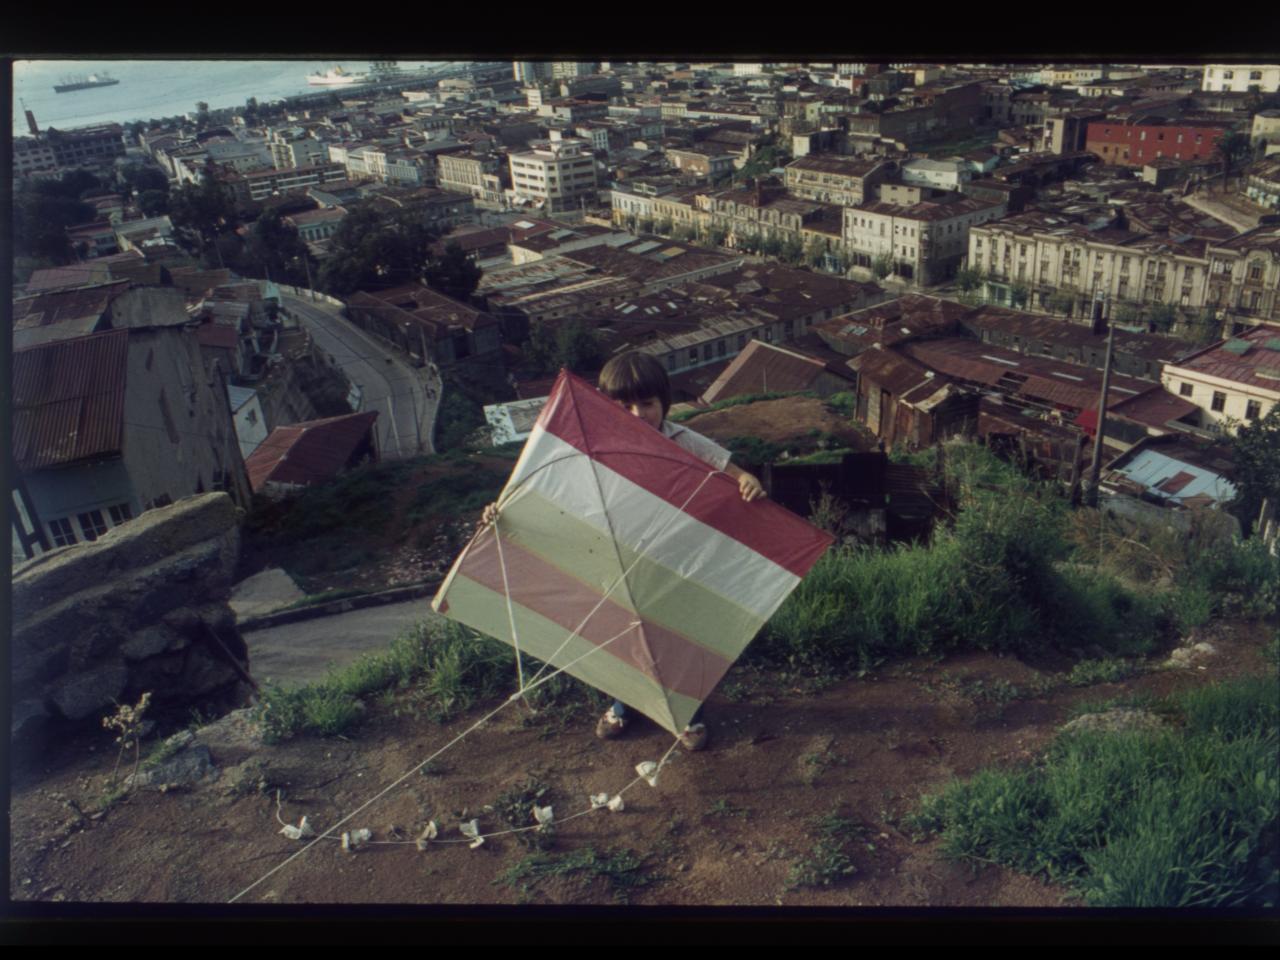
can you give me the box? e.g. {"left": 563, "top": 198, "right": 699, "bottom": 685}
{"left": 244, "top": 411, "right": 379, "bottom": 492}
{"left": 12, "top": 329, "right": 130, "bottom": 472}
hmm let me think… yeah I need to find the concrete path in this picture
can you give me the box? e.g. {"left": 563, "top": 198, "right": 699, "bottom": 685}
{"left": 242, "top": 598, "right": 443, "bottom": 689}
{"left": 229, "top": 568, "right": 305, "bottom": 620}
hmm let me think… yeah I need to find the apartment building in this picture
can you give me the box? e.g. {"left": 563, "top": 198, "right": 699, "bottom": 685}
{"left": 267, "top": 127, "right": 328, "bottom": 170}
{"left": 436, "top": 151, "right": 507, "bottom": 206}
{"left": 508, "top": 136, "right": 598, "bottom": 214}
{"left": 968, "top": 214, "right": 1280, "bottom": 327}
{"left": 783, "top": 155, "right": 896, "bottom": 206}
{"left": 843, "top": 195, "right": 1006, "bottom": 285}
{"left": 1085, "top": 119, "right": 1226, "bottom": 168}
{"left": 1161, "top": 325, "right": 1280, "bottom": 431}
{"left": 1201, "top": 65, "right": 1280, "bottom": 94}
{"left": 1204, "top": 226, "right": 1280, "bottom": 328}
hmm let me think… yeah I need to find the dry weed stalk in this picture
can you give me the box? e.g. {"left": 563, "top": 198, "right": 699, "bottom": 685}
{"left": 102, "top": 692, "right": 151, "bottom": 789}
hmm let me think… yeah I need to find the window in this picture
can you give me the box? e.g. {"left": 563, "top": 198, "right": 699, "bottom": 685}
{"left": 1211, "top": 391, "right": 1227, "bottom": 412}
{"left": 1223, "top": 71, "right": 1234, "bottom": 80}
{"left": 108, "top": 503, "right": 133, "bottom": 526}
{"left": 50, "top": 518, "right": 77, "bottom": 548}
{"left": 77, "top": 510, "right": 108, "bottom": 542}
{"left": 1246, "top": 400, "right": 1262, "bottom": 420}
{"left": 1179, "top": 382, "right": 1194, "bottom": 397}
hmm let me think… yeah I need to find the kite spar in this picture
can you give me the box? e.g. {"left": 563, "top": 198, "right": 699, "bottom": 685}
{"left": 433, "top": 369, "right": 834, "bottom": 734}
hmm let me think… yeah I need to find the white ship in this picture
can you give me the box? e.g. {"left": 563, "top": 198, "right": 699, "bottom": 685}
{"left": 307, "top": 66, "right": 371, "bottom": 87}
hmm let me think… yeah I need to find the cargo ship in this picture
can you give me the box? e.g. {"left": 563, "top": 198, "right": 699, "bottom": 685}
{"left": 307, "top": 66, "right": 371, "bottom": 87}
{"left": 54, "top": 72, "right": 120, "bottom": 93}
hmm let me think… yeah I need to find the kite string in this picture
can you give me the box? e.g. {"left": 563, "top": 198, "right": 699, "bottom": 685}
{"left": 227, "top": 619, "right": 646, "bottom": 904}
{"left": 233, "top": 466, "right": 723, "bottom": 901}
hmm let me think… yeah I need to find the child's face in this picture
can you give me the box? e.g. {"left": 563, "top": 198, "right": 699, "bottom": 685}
{"left": 621, "top": 396, "right": 664, "bottom": 430}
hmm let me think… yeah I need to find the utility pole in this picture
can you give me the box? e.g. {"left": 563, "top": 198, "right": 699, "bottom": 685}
{"left": 1086, "top": 298, "right": 1116, "bottom": 508}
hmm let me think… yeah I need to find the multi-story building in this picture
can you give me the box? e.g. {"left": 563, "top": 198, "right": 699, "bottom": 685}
{"left": 436, "top": 151, "right": 508, "bottom": 206}
{"left": 513, "top": 61, "right": 553, "bottom": 84}
{"left": 1204, "top": 226, "right": 1280, "bottom": 329}
{"left": 1161, "top": 324, "right": 1280, "bottom": 432}
{"left": 13, "top": 136, "right": 59, "bottom": 177}
{"left": 1201, "top": 65, "right": 1280, "bottom": 94}
{"left": 1043, "top": 109, "right": 1106, "bottom": 154}
{"left": 220, "top": 162, "right": 348, "bottom": 204}
{"left": 665, "top": 146, "right": 736, "bottom": 180}
{"left": 843, "top": 195, "right": 1006, "bottom": 285}
{"left": 968, "top": 215, "right": 1280, "bottom": 328}
{"left": 42, "top": 123, "right": 127, "bottom": 169}
{"left": 1085, "top": 119, "right": 1226, "bottom": 168}
{"left": 267, "top": 126, "right": 328, "bottom": 170}
{"left": 1244, "top": 157, "right": 1280, "bottom": 209}
{"left": 783, "top": 155, "right": 896, "bottom": 206}
{"left": 508, "top": 135, "right": 599, "bottom": 214}
{"left": 969, "top": 211, "right": 1206, "bottom": 318}
{"left": 1252, "top": 110, "right": 1280, "bottom": 155}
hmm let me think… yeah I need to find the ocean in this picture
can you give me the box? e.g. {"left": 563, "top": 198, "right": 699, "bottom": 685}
{"left": 12, "top": 59, "right": 456, "bottom": 137}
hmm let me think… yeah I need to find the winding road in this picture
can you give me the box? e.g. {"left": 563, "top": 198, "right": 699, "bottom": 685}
{"left": 280, "top": 290, "right": 441, "bottom": 460}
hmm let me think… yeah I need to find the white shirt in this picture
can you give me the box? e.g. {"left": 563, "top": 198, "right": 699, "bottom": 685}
{"left": 661, "top": 420, "right": 731, "bottom": 472}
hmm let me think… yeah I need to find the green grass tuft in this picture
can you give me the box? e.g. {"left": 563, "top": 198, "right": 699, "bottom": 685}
{"left": 908, "top": 676, "right": 1280, "bottom": 907}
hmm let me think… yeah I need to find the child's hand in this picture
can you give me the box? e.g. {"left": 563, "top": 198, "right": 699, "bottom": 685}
{"left": 738, "top": 472, "right": 765, "bottom": 502}
{"left": 482, "top": 502, "right": 499, "bottom": 526}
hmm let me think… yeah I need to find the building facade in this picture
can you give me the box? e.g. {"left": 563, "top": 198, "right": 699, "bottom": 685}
{"left": 508, "top": 136, "right": 599, "bottom": 214}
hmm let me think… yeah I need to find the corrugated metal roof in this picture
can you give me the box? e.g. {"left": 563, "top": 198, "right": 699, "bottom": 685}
{"left": 245, "top": 411, "right": 379, "bottom": 492}
{"left": 12, "top": 328, "right": 130, "bottom": 472}
{"left": 701, "top": 340, "right": 828, "bottom": 404}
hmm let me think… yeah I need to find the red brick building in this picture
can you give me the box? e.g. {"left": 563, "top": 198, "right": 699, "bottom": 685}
{"left": 1085, "top": 120, "right": 1226, "bottom": 167}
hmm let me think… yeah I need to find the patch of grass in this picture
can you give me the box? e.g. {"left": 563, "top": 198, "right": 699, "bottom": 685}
{"left": 908, "top": 675, "right": 1280, "bottom": 907}
{"left": 670, "top": 391, "right": 813, "bottom": 423}
{"left": 1067, "top": 658, "right": 1138, "bottom": 688}
{"left": 256, "top": 621, "right": 516, "bottom": 742}
{"left": 495, "top": 846, "right": 658, "bottom": 904}
{"left": 786, "top": 809, "right": 864, "bottom": 890}
{"left": 493, "top": 778, "right": 554, "bottom": 850}
{"left": 824, "top": 391, "right": 856, "bottom": 418}
{"left": 706, "top": 798, "right": 750, "bottom": 820}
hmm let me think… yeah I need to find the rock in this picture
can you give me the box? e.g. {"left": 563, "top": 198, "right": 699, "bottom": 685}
{"left": 1192, "top": 641, "right": 1217, "bottom": 657}
{"left": 1061, "top": 708, "right": 1167, "bottom": 736}
{"left": 128, "top": 743, "right": 218, "bottom": 789}
{"left": 49, "top": 663, "right": 128, "bottom": 720}
{"left": 122, "top": 626, "right": 180, "bottom": 661}
{"left": 11, "top": 699, "right": 51, "bottom": 740}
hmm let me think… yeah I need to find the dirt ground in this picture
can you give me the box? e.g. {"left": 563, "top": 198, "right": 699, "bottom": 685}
{"left": 9, "top": 619, "right": 1274, "bottom": 910}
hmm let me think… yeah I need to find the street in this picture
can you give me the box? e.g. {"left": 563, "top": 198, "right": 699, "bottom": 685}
{"left": 280, "top": 290, "right": 440, "bottom": 460}
{"left": 243, "top": 598, "right": 443, "bottom": 689}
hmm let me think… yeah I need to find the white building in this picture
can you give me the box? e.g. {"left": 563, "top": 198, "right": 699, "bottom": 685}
{"left": 508, "top": 135, "right": 598, "bottom": 215}
{"left": 843, "top": 195, "right": 1006, "bottom": 286}
{"left": 1201, "top": 64, "right": 1280, "bottom": 94}
{"left": 1160, "top": 325, "right": 1280, "bottom": 432}
{"left": 900, "top": 158, "right": 971, "bottom": 193}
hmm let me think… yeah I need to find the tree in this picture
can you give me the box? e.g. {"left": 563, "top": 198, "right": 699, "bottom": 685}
{"left": 138, "top": 189, "right": 170, "bottom": 217}
{"left": 761, "top": 232, "right": 783, "bottom": 258}
{"left": 780, "top": 234, "right": 804, "bottom": 265}
{"left": 1008, "top": 282, "right": 1031, "bottom": 309}
{"left": 240, "top": 209, "right": 312, "bottom": 285}
{"left": 13, "top": 173, "right": 99, "bottom": 264}
{"left": 705, "top": 224, "right": 728, "bottom": 248}
{"left": 872, "top": 254, "right": 893, "bottom": 280}
{"left": 318, "top": 205, "right": 435, "bottom": 297}
{"left": 424, "top": 242, "right": 483, "bottom": 302}
{"left": 654, "top": 216, "right": 673, "bottom": 236}
{"left": 169, "top": 164, "right": 235, "bottom": 265}
{"left": 804, "top": 236, "right": 827, "bottom": 268}
{"left": 525, "top": 318, "right": 601, "bottom": 375}
{"left": 1215, "top": 131, "right": 1252, "bottom": 184}
{"left": 1229, "top": 404, "right": 1280, "bottom": 535}
{"left": 117, "top": 162, "right": 169, "bottom": 199}
{"left": 1147, "top": 302, "right": 1178, "bottom": 332}
{"left": 956, "top": 264, "right": 985, "bottom": 293}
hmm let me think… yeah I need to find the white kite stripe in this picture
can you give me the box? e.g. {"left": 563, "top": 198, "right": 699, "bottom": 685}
{"left": 502, "top": 427, "right": 799, "bottom": 621}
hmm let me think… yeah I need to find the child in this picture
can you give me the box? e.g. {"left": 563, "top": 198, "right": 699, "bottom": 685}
{"left": 594, "top": 351, "right": 764, "bottom": 751}
{"left": 483, "top": 352, "right": 765, "bottom": 752}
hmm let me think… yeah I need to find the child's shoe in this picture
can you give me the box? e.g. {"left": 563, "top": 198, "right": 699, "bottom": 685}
{"left": 679, "top": 722, "right": 708, "bottom": 752}
{"left": 595, "top": 708, "right": 626, "bottom": 740}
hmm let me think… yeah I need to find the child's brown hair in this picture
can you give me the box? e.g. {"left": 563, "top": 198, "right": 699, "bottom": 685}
{"left": 598, "top": 351, "right": 671, "bottom": 418}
